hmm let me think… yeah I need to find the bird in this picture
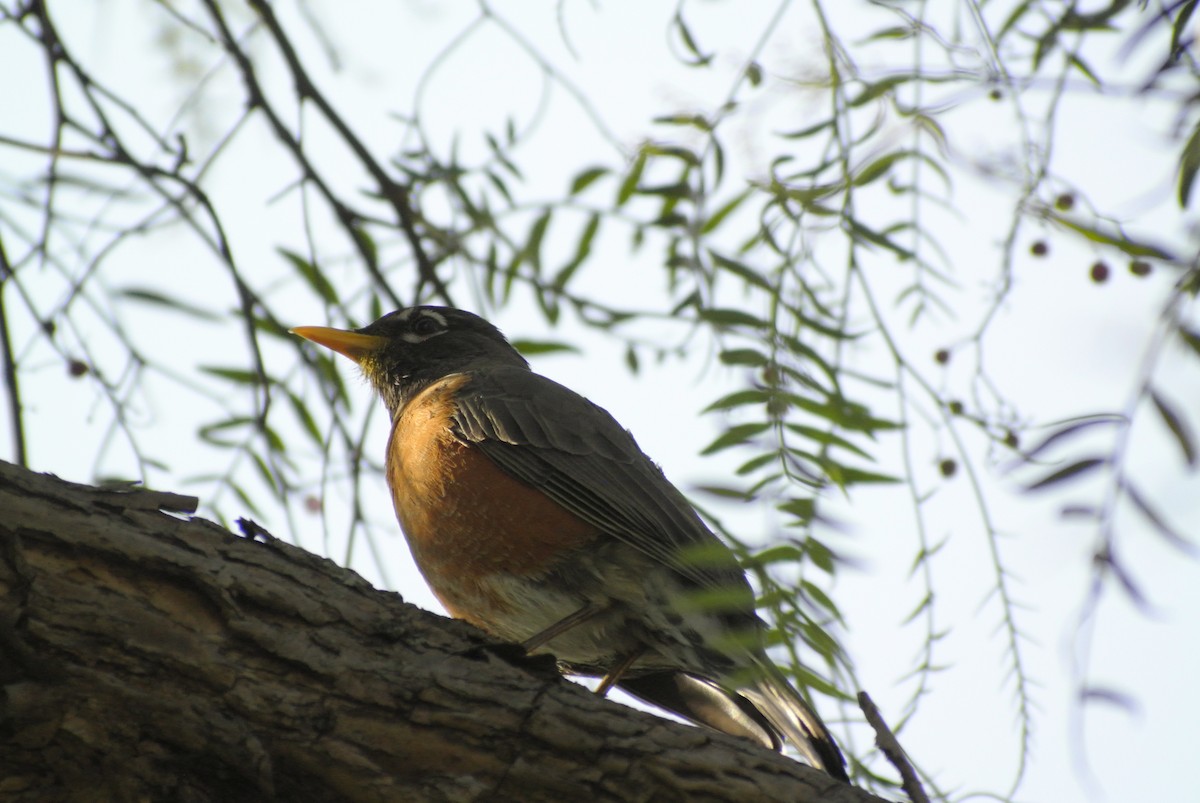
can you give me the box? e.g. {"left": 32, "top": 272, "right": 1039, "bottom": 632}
{"left": 292, "top": 305, "right": 848, "bottom": 781}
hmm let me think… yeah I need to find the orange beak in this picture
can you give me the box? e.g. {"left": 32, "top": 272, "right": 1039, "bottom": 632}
{"left": 290, "top": 326, "right": 387, "bottom": 363}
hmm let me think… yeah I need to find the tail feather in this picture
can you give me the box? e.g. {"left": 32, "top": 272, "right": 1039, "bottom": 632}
{"left": 740, "top": 658, "right": 848, "bottom": 782}
{"left": 618, "top": 671, "right": 780, "bottom": 750}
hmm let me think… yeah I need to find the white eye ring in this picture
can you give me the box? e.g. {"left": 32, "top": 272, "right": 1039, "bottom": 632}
{"left": 411, "top": 311, "right": 445, "bottom": 338}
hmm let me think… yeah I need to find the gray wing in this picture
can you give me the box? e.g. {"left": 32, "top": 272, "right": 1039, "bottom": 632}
{"left": 449, "top": 366, "right": 751, "bottom": 598}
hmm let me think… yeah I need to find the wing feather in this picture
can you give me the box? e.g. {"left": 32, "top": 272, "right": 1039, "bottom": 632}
{"left": 449, "top": 367, "right": 747, "bottom": 596}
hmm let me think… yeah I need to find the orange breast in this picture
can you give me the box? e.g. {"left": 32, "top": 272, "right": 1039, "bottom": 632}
{"left": 385, "top": 374, "right": 600, "bottom": 624}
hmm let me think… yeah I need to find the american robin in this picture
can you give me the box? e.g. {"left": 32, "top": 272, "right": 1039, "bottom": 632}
{"left": 293, "top": 306, "right": 848, "bottom": 781}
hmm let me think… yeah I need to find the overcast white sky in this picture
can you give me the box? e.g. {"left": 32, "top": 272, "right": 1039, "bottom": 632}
{"left": 2, "top": 2, "right": 1198, "bottom": 801}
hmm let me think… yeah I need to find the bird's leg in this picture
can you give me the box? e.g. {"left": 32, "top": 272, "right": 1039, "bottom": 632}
{"left": 594, "top": 646, "right": 645, "bottom": 697}
{"left": 520, "top": 602, "right": 606, "bottom": 653}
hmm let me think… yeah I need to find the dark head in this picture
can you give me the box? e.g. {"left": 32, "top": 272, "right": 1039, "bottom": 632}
{"left": 292, "top": 306, "right": 529, "bottom": 417}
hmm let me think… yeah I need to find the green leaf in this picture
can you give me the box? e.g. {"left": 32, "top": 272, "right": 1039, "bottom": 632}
{"left": 570, "top": 166, "right": 609, "bottom": 195}
{"left": 1180, "top": 327, "right": 1200, "bottom": 357}
{"left": 229, "top": 481, "right": 263, "bottom": 518}
{"left": 1025, "top": 457, "right": 1106, "bottom": 492}
{"left": 1150, "top": 389, "right": 1196, "bottom": 466}
{"left": 1125, "top": 480, "right": 1195, "bottom": 554}
{"left": 510, "top": 339, "right": 580, "bottom": 356}
{"left": 261, "top": 423, "right": 286, "bottom": 454}
{"left": 653, "top": 113, "right": 712, "bottom": 131}
{"left": 1171, "top": 1, "right": 1198, "bottom": 60}
{"left": 523, "top": 210, "right": 552, "bottom": 273}
{"left": 554, "top": 213, "right": 600, "bottom": 290}
{"left": 848, "top": 75, "right": 914, "bottom": 107}
{"left": 718, "top": 349, "right": 768, "bottom": 367}
{"left": 624, "top": 344, "right": 639, "bottom": 375}
{"left": 617, "top": 147, "right": 647, "bottom": 207}
{"left": 701, "top": 422, "right": 770, "bottom": 455}
{"left": 199, "top": 416, "right": 253, "bottom": 446}
{"left": 287, "top": 391, "right": 324, "bottom": 448}
{"left": 1021, "top": 415, "right": 1122, "bottom": 462}
{"left": 785, "top": 424, "right": 871, "bottom": 459}
{"left": 1047, "top": 213, "right": 1175, "bottom": 260}
{"left": 117, "top": 287, "right": 221, "bottom": 321}
{"left": 250, "top": 451, "right": 282, "bottom": 498}
{"left": 748, "top": 543, "right": 804, "bottom": 568}
{"left": 279, "top": 248, "right": 338, "bottom": 305}
{"left": 1181, "top": 118, "right": 1200, "bottom": 208}
{"left": 847, "top": 219, "right": 916, "bottom": 260}
{"left": 802, "top": 580, "right": 843, "bottom": 623}
{"left": 708, "top": 250, "right": 771, "bottom": 290}
{"left": 997, "top": 0, "right": 1035, "bottom": 42}
{"left": 777, "top": 497, "right": 815, "bottom": 524}
{"left": 735, "top": 452, "right": 776, "bottom": 476}
{"left": 703, "top": 389, "right": 770, "bottom": 412}
{"left": 695, "top": 484, "right": 752, "bottom": 500}
{"left": 697, "top": 308, "right": 767, "bottom": 328}
{"left": 781, "top": 120, "right": 833, "bottom": 140}
{"left": 861, "top": 25, "right": 917, "bottom": 42}
{"left": 200, "top": 366, "right": 269, "bottom": 386}
{"left": 672, "top": 13, "right": 713, "bottom": 67}
{"left": 805, "top": 538, "right": 835, "bottom": 574}
{"left": 830, "top": 465, "right": 900, "bottom": 486}
{"left": 1066, "top": 53, "right": 1100, "bottom": 87}
{"left": 700, "top": 189, "right": 751, "bottom": 234}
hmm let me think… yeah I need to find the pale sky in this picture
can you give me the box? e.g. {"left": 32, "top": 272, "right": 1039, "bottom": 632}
{"left": 2, "top": 2, "right": 1198, "bottom": 801}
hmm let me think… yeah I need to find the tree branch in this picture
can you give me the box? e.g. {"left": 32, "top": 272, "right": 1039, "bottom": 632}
{"left": 0, "top": 460, "right": 879, "bottom": 802}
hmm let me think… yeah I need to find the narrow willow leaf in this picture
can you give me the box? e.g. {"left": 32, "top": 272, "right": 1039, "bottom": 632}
{"left": 1025, "top": 457, "right": 1106, "bottom": 492}
{"left": 806, "top": 538, "right": 835, "bottom": 573}
{"left": 701, "top": 422, "right": 770, "bottom": 455}
{"left": 1150, "top": 389, "right": 1197, "bottom": 466}
{"left": 700, "top": 189, "right": 751, "bottom": 234}
{"left": 697, "top": 308, "right": 767, "bottom": 328}
{"left": 708, "top": 250, "right": 772, "bottom": 289}
{"left": 617, "top": 148, "right": 647, "bottom": 206}
{"left": 287, "top": 391, "right": 324, "bottom": 448}
{"left": 703, "top": 389, "right": 770, "bottom": 412}
{"left": 510, "top": 339, "right": 579, "bottom": 356}
{"left": 735, "top": 452, "right": 776, "bottom": 476}
{"left": 777, "top": 497, "right": 814, "bottom": 524}
{"left": 199, "top": 366, "right": 269, "bottom": 386}
{"left": 1080, "top": 686, "right": 1139, "bottom": 712}
{"left": 554, "top": 213, "right": 600, "bottom": 289}
{"left": 801, "top": 581, "right": 843, "bottom": 622}
{"left": 118, "top": 287, "right": 220, "bottom": 321}
{"left": 749, "top": 544, "right": 804, "bottom": 568}
{"left": 1020, "top": 415, "right": 1122, "bottom": 463}
{"left": 1047, "top": 212, "right": 1175, "bottom": 259}
{"left": 1125, "top": 480, "right": 1196, "bottom": 554}
{"left": 718, "top": 349, "right": 768, "bottom": 367}
{"left": 278, "top": 248, "right": 337, "bottom": 305}
{"left": 570, "top": 166, "right": 609, "bottom": 195}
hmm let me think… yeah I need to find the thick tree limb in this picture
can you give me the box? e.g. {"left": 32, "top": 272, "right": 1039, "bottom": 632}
{"left": 0, "top": 460, "right": 883, "bottom": 802}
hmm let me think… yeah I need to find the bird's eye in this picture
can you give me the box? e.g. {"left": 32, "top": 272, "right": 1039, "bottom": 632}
{"left": 412, "top": 315, "right": 442, "bottom": 337}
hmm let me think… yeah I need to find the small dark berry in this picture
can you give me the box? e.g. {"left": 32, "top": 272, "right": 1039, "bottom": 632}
{"left": 1003, "top": 430, "right": 1019, "bottom": 449}
{"left": 1055, "top": 193, "right": 1075, "bottom": 211}
{"left": 948, "top": 400, "right": 964, "bottom": 415}
{"left": 68, "top": 359, "right": 88, "bottom": 377}
{"left": 939, "top": 458, "right": 957, "bottom": 478}
{"left": 1130, "top": 260, "right": 1152, "bottom": 277}
{"left": 1031, "top": 241, "right": 1048, "bottom": 256}
{"left": 1090, "top": 262, "right": 1110, "bottom": 283}
{"left": 42, "top": 319, "right": 56, "bottom": 336}
{"left": 935, "top": 349, "right": 950, "bottom": 365}
{"left": 989, "top": 88, "right": 1003, "bottom": 101}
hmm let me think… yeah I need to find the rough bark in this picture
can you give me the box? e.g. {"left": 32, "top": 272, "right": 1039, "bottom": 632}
{"left": 0, "top": 460, "right": 884, "bottom": 803}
